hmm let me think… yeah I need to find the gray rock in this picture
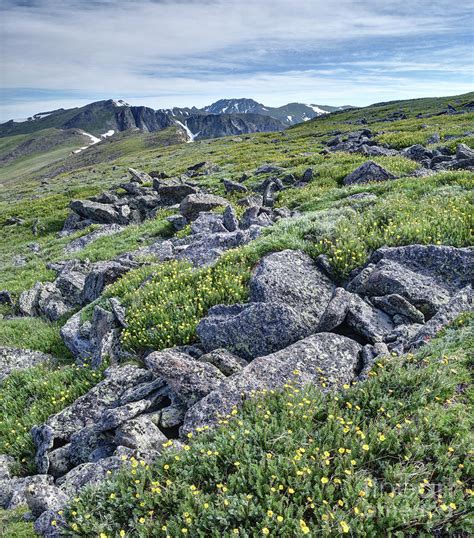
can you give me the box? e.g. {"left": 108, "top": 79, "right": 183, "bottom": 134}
{"left": 109, "top": 297, "right": 127, "bottom": 327}
{"left": 401, "top": 144, "right": 433, "bottom": 163}
{"left": 82, "top": 261, "right": 130, "bottom": 303}
{"left": 223, "top": 179, "right": 248, "bottom": 193}
{"left": 317, "top": 288, "right": 394, "bottom": 343}
{"left": 254, "top": 164, "right": 284, "bottom": 175}
{"left": 0, "top": 454, "right": 15, "bottom": 481}
{"left": 250, "top": 250, "right": 335, "bottom": 328}
{"left": 343, "top": 161, "right": 396, "bottom": 185}
{"left": 114, "top": 415, "right": 168, "bottom": 452}
{"left": 32, "top": 365, "right": 153, "bottom": 473}
{"left": 0, "top": 347, "right": 52, "bottom": 383}
{"left": 64, "top": 224, "right": 123, "bottom": 254}
{"left": 182, "top": 333, "right": 362, "bottom": 435}
{"left": 145, "top": 350, "right": 224, "bottom": 407}
{"left": 60, "top": 312, "right": 93, "bottom": 361}
{"left": 57, "top": 456, "right": 123, "bottom": 496}
{"left": 239, "top": 206, "right": 272, "bottom": 229}
{"left": 157, "top": 181, "right": 198, "bottom": 204}
{"left": 25, "top": 483, "right": 69, "bottom": 518}
{"left": 34, "top": 510, "right": 64, "bottom": 538}
{"left": 427, "top": 133, "right": 441, "bottom": 144}
{"left": 97, "top": 399, "right": 156, "bottom": 432}
{"left": 0, "top": 290, "right": 13, "bottom": 306}
{"left": 70, "top": 200, "right": 120, "bottom": 224}
{"left": 179, "top": 193, "right": 229, "bottom": 221}
{"left": 406, "top": 286, "right": 473, "bottom": 350}
{"left": 197, "top": 302, "right": 316, "bottom": 360}
{"left": 371, "top": 294, "right": 425, "bottom": 324}
{"left": 222, "top": 205, "right": 239, "bottom": 232}
{"left": 4, "top": 475, "right": 54, "bottom": 510}
{"left": 159, "top": 404, "right": 186, "bottom": 429}
{"left": 302, "top": 168, "right": 313, "bottom": 182}
{"left": 128, "top": 167, "right": 152, "bottom": 183}
{"left": 237, "top": 194, "right": 263, "bottom": 207}
{"left": 347, "top": 245, "right": 473, "bottom": 318}
{"left": 358, "top": 145, "right": 398, "bottom": 157}
{"left": 198, "top": 348, "right": 248, "bottom": 376}
{"left": 191, "top": 212, "right": 227, "bottom": 235}
{"left": 167, "top": 214, "right": 188, "bottom": 231}
{"left": 455, "top": 143, "right": 474, "bottom": 160}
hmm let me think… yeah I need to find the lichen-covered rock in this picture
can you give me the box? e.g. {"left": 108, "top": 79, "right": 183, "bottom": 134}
{"left": 249, "top": 250, "right": 335, "bottom": 328}
{"left": 114, "top": 415, "right": 168, "bottom": 452}
{"left": 406, "top": 286, "right": 473, "bottom": 350}
{"left": 197, "top": 302, "right": 313, "bottom": 360}
{"left": 32, "top": 365, "right": 153, "bottom": 474}
{"left": 182, "top": 333, "right": 362, "bottom": 435}
{"left": 25, "top": 483, "right": 69, "bottom": 518}
{"left": 198, "top": 348, "right": 248, "bottom": 376}
{"left": 34, "top": 509, "right": 65, "bottom": 538}
{"left": 145, "top": 350, "right": 224, "bottom": 407}
{"left": 347, "top": 245, "right": 473, "bottom": 318}
{"left": 70, "top": 199, "right": 121, "bottom": 224}
{"left": 82, "top": 261, "right": 131, "bottom": 303}
{"left": 156, "top": 181, "right": 198, "bottom": 204}
{"left": 179, "top": 193, "right": 229, "bottom": 221}
{"left": 317, "top": 288, "right": 394, "bottom": 343}
{"left": 371, "top": 293, "right": 425, "bottom": 324}
{"left": 343, "top": 161, "right": 396, "bottom": 185}
{"left": 0, "top": 347, "right": 52, "bottom": 383}
{"left": 223, "top": 179, "right": 248, "bottom": 193}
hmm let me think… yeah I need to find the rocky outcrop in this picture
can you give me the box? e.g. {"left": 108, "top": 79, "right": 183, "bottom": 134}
{"left": 198, "top": 250, "right": 335, "bottom": 359}
{"left": 182, "top": 332, "right": 362, "bottom": 435}
{"left": 343, "top": 161, "right": 396, "bottom": 185}
{"left": 179, "top": 193, "right": 229, "bottom": 221}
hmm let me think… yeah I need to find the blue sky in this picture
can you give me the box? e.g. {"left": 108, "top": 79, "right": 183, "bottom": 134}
{"left": 1, "top": 0, "right": 473, "bottom": 120}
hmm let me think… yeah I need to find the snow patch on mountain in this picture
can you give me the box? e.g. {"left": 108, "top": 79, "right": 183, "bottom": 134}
{"left": 175, "top": 120, "right": 198, "bottom": 143}
{"left": 307, "top": 104, "right": 330, "bottom": 115}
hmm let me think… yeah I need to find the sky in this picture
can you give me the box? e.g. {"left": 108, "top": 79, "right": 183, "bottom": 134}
{"left": 1, "top": 0, "right": 473, "bottom": 121}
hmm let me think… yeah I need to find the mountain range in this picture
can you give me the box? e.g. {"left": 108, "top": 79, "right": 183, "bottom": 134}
{"left": 0, "top": 98, "right": 351, "bottom": 142}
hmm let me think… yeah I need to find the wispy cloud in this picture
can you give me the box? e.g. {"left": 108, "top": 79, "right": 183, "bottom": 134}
{"left": 1, "top": 0, "right": 473, "bottom": 119}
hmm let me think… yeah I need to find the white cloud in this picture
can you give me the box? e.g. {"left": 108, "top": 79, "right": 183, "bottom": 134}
{"left": 1, "top": 0, "right": 473, "bottom": 119}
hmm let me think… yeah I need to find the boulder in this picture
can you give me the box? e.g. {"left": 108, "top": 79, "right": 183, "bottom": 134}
{"left": 145, "top": 350, "right": 225, "bottom": 407}
{"left": 197, "top": 302, "right": 316, "bottom": 360}
{"left": 237, "top": 194, "right": 263, "bottom": 207}
{"left": 343, "top": 161, "right": 396, "bottom": 185}
{"left": 34, "top": 510, "right": 65, "bottom": 537}
{"left": 250, "top": 250, "right": 335, "bottom": 327}
{"left": 0, "top": 347, "right": 52, "bottom": 383}
{"left": 157, "top": 181, "right": 198, "bottom": 204}
{"left": 317, "top": 288, "right": 394, "bottom": 343}
{"left": 239, "top": 206, "right": 272, "bottom": 229}
{"left": 0, "top": 290, "right": 13, "bottom": 306}
{"left": 198, "top": 348, "right": 248, "bottom": 376}
{"left": 56, "top": 456, "right": 123, "bottom": 496}
{"left": 222, "top": 205, "right": 239, "bottom": 232}
{"left": 301, "top": 168, "right": 313, "bottom": 182}
{"left": 371, "top": 294, "right": 425, "bottom": 324}
{"left": 2, "top": 474, "right": 54, "bottom": 510}
{"left": 223, "top": 179, "right": 248, "bottom": 193}
{"left": 82, "top": 261, "right": 130, "bottom": 303}
{"left": 406, "top": 286, "right": 473, "bottom": 350}
{"left": 347, "top": 245, "right": 473, "bottom": 318}
{"left": 401, "top": 145, "right": 433, "bottom": 163}
{"left": 191, "top": 213, "right": 227, "bottom": 235}
{"left": 25, "top": 483, "right": 69, "bottom": 518}
{"left": 182, "top": 333, "right": 362, "bottom": 435}
{"left": 179, "top": 193, "right": 229, "bottom": 221}
{"left": 128, "top": 167, "right": 152, "bottom": 183}
{"left": 254, "top": 164, "right": 284, "bottom": 175}
{"left": 70, "top": 200, "right": 120, "bottom": 224}
{"left": 114, "top": 415, "right": 168, "bottom": 452}
{"left": 60, "top": 312, "right": 93, "bottom": 361}
{"left": 455, "top": 143, "right": 474, "bottom": 161}
{"left": 32, "top": 365, "right": 153, "bottom": 474}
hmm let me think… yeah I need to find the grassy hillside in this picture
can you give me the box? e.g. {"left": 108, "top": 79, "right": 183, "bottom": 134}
{"left": 0, "top": 92, "right": 473, "bottom": 536}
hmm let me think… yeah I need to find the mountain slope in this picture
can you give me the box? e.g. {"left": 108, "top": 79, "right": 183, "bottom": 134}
{"left": 202, "top": 98, "right": 351, "bottom": 125}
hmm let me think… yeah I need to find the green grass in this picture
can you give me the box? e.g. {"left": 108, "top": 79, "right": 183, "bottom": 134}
{"left": 0, "top": 361, "right": 104, "bottom": 475}
{"left": 104, "top": 256, "right": 251, "bottom": 353}
{"left": 0, "top": 508, "right": 34, "bottom": 538}
{"left": 0, "top": 316, "right": 71, "bottom": 357}
{"left": 64, "top": 315, "right": 474, "bottom": 537}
